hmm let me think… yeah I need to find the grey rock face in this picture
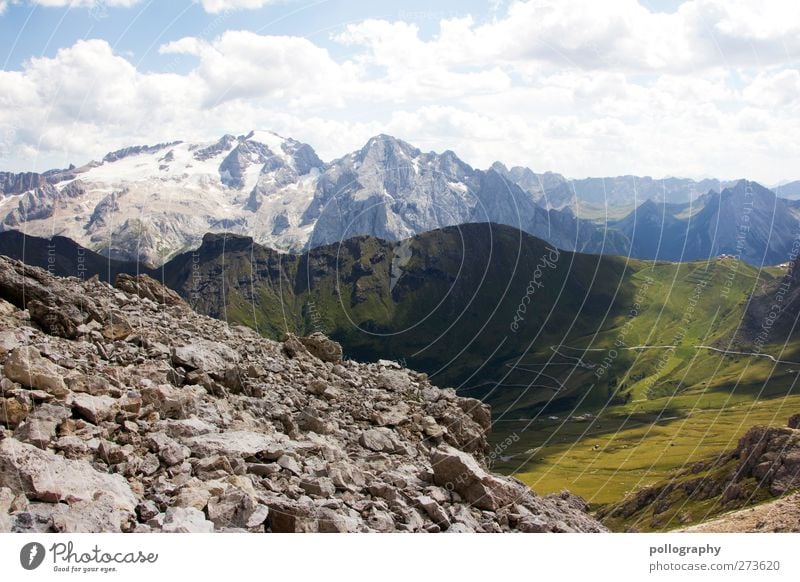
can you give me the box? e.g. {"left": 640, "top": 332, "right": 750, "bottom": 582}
{"left": 219, "top": 140, "right": 274, "bottom": 189}
{"left": 192, "top": 134, "right": 237, "bottom": 162}
{"left": 103, "top": 141, "right": 182, "bottom": 163}
{"left": 494, "top": 163, "right": 730, "bottom": 211}
{"left": 306, "top": 136, "right": 479, "bottom": 248}
{"left": 304, "top": 136, "right": 634, "bottom": 256}
{"left": 162, "top": 506, "right": 214, "bottom": 533}
{"left": 298, "top": 332, "right": 343, "bottom": 363}
{"left": 1, "top": 181, "right": 86, "bottom": 229}
{"left": 4, "top": 346, "right": 69, "bottom": 397}
{"left": 0, "top": 171, "right": 48, "bottom": 196}
{"left": 116, "top": 273, "right": 184, "bottom": 305}
{"left": 613, "top": 180, "right": 798, "bottom": 264}
{"left": 0, "top": 439, "right": 137, "bottom": 527}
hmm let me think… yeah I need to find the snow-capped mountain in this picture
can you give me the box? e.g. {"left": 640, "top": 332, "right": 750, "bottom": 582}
{"left": 0, "top": 131, "right": 613, "bottom": 264}
{"left": 0, "top": 131, "right": 324, "bottom": 263}
{"left": 301, "top": 135, "right": 619, "bottom": 253}
{"left": 1, "top": 131, "right": 797, "bottom": 266}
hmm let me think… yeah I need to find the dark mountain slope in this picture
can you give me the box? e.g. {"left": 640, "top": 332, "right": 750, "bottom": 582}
{"left": 0, "top": 229, "right": 152, "bottom": 282}
{"left": 0, "top": 226, "right": 635, "bottom": 393}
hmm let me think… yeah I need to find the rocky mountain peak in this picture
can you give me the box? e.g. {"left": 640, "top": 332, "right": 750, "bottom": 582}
{"left": 490, "top": 161, "right": 509, "bottom": 174}
{"left": 102, "top": 141, "right": 183, "bottom": 164}
{"left": 0, "top": 255, "right": 605, "bottom": 533}
{"left": 490, "top": 164, "right": 570, "bottom": 206}
{"left": 723, "top": 179, "right": 776, "bottom": 202}
{"left": 242, "top": 130, "right": 324, "bottom": 172}
{"left": 191, "top": 134, "right": 238, "bottom": 161}
{"left": 357, "top": 135, "right": 422, "bottom": 165}
{"left": 628, "top": 198, "right": 668, "bottom": 220}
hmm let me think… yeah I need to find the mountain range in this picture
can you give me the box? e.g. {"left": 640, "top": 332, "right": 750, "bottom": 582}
{"left": 491, "top": 163, "right": 735, "bottom": 211}
{"left": 2, "top": 131, "right": 798, "bottom": 266}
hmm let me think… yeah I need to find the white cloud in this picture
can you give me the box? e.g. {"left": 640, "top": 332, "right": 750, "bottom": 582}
{"left": 1, "top": 1, "right": 800, "bottom": 184}
{"left": 160, "top": 31, "right": 355, "bottom": 108}
{"left": 744, "top": 69, "right": 800, "bottom": 109}
{"left": 2, "top": 0, "right": 278, "bottom": 12}
{"left": 338, "top": 0, "right": 800, "bottom": 74}
{"left": 196, "top": 0, "right": 278, "bottom": 13}
{"left": 0, "top": 39, "right": 202, "bottom": 165}
{"left": 0, "top": 0, "right": 143, "bottom": 16}
{"left": 25, "top": 0, "right": 141, "bottom": 7}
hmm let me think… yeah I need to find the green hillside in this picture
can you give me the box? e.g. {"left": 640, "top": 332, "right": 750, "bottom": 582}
{"left": 4, "top": 225, "right": 799, "bottom": 528}
{"left": 157, "top": 226, "right": 800, "bottom": 522}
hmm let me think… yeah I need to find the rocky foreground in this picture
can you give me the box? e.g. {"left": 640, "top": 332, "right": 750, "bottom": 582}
{"left": 0, "top": 256, "right": 604, "bottom": 533}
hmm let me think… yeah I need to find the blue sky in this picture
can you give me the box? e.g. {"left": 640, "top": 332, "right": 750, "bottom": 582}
{"left": 0, "top": 0, "right": 495, "bottom": 70}
{"left": 0, "top": 0, "right": 797, "bottom": 182}
{"left": 0, "top": 0, "right": 685, "bottom": 71}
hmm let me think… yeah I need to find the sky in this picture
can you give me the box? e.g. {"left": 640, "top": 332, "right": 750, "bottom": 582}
{"left": 0, "top": 0, "right": 798, "bottom": 183}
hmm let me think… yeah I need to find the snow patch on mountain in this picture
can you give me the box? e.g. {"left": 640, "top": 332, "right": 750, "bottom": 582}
{"left": 0, "top": 132, "right": 327, "bottom": 263}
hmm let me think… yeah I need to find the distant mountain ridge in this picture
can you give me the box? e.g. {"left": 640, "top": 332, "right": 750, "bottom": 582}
{"left": 0, "top": 131, "right": 797, "bottom": 265}
{"left": 774, "top": 180, "right": 800, "bottom": 200}
{"left": 492, "top": 162, "right": 734, "bottom": 211}
{"left": 612, "top": 181, "right": 800, "bottom": 264}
